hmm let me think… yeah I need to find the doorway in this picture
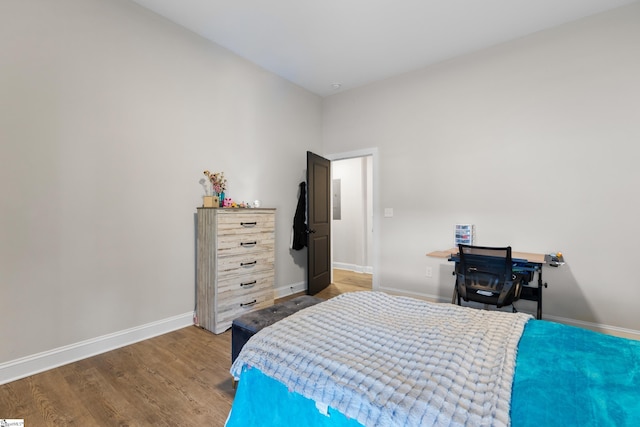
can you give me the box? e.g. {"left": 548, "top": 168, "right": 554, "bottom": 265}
{"left": 326, "top": 148, "right": 379, "bottom": 291}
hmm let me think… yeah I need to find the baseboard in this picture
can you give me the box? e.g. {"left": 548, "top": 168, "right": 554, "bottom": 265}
{"left": 333, "top": 262, "right": 373, "bottom": 274}
{"left": 0, "top": 312, "right": 194, "bottom": 385}
{"left": 8, "top": 296, "right": 634, "bottom": 388}
{"left": 378, "top": 286, "right": 640, "bottom": 341}
{"left": 543, "top": 314, "right": 640, "bottom": 341}
{"left": 378, "top": 285, "right": 446, "bottom": 303}
{"left": 274, "top": 281, "right": 306, "bottom": 299}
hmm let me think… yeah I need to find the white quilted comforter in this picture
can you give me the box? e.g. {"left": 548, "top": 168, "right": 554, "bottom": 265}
{"left": 231, "top": 291, "right": 531, "bottom": 427}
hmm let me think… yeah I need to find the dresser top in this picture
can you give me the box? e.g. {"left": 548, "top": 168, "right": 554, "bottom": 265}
{"left": 197, "top": 207, "right": 276, "bottom": 211}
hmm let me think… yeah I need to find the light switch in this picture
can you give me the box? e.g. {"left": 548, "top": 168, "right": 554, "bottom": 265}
{"left": 384, "top": 208, "right": 393, "bottom": 218}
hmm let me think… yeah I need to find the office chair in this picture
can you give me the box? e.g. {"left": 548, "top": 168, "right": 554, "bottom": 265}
{"left": 455, "top": 244, "right": 522, "bottom": 310}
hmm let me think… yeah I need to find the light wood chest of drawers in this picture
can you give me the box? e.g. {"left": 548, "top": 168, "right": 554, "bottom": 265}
{"left": 196, "top": 208, "right": 275, "bottom": 334}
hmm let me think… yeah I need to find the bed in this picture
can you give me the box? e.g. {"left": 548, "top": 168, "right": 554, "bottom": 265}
{"left": 227, "top": 291, "right": 640, "bottom": 426}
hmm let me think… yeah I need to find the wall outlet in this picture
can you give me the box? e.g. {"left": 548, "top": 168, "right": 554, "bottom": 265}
{"left": 426, "top": 267, "right": 433, "bottom": 278}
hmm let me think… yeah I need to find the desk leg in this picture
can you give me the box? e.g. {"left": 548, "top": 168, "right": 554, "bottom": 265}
{"left": 451, "top": 270, "right": 459, "bottom": 305}
{"left": 536, "top": 269, "right": 543, "bottom": 320}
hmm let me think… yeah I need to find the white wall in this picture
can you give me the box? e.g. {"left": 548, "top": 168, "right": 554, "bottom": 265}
{"left": 0, "top": 0, "right": 321, "bottom": 374}
{"left": 332, "top": 157, "right": 373, "bottom": 273}
{"left": 322, "top": 3, "right": 640, "bottom": 335}
{"left": 2, "top": 0, "right": 639, "bottom": 383}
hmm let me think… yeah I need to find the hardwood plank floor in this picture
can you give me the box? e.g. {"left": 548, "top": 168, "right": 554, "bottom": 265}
{"left": 0, "top": 269, "right": 371, "bottom": 427}
{"left": 0, "top": 327, "right": 236, "bottom": 427}
{"left": 314, "top": 268, "right": 372, "bottom": 299}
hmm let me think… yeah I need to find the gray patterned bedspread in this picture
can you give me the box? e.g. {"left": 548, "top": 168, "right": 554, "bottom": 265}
{"left": 231, "top": 291, "right": 531, "bottom": 426}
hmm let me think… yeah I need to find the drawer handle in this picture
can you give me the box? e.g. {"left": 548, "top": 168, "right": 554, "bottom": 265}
{"left": 241, "top": 299, "right": 257, "bottom": 307}
{"left": 240, "top": 221, "right": 257, "bottom": 227}
{"left": 240, "top": 241, "right": 257, "bottom": 247}
{"left": 240, "top": 280, "right": 257, "bottom": 288}
{"left": 241, "top": 261, "right": 257, "bottom": 267}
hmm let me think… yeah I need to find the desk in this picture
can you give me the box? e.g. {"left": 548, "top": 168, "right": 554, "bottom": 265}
{"left": 427, "top": 248, "right": 548, "bottom": 319}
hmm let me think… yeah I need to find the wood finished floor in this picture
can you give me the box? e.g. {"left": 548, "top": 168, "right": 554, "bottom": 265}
{"left": 0, "top": 269, "right": 372, "bottom": 427}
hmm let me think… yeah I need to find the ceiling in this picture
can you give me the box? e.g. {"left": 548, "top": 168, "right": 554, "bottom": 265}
{"left": 130, "top": 0, "right": 637, "bottom": 97}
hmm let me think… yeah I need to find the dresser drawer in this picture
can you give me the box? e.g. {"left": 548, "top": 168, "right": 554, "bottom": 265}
{"left": 217, "top": 252, "right": 274, "bottom": 277}
{"left": 215, "top": 288, "right": 274, "bottom": 332}
{"left": 216, "top": 274, "right": 273, "bottom": 313}
{"left": 216, "top": 213, "right": 275, "bottom": 236}
{"left": 217, "top": 233, "right": 275, "bottom": 256}
{"left": 217, "top": 270, "right": 274, "bottom": 296}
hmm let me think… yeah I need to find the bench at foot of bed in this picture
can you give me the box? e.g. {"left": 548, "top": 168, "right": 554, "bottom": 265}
{"left": 231, "top": 295, "right": 324, "bottom": 364}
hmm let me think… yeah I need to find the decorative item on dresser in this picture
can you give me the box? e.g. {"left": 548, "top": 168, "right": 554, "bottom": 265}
{"left": 196, "top": 208, "right": 276, "bottom": 334}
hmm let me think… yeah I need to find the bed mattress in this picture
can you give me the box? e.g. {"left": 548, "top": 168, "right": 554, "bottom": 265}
{"left": 227, "top": 292, "right": 640, "bottom": 426}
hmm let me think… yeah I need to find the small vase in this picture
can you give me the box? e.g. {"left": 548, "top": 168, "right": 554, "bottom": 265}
{"left": 219, "top": 192, "right": 225, "bottom": 207}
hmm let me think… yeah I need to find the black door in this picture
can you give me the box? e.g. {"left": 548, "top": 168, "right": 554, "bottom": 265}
{"left": 306, "top": 151, "right": 331, "bottom": 295}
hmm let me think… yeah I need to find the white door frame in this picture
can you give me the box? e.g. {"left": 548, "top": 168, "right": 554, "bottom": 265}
{"left": 325, "top": 148, "right": 380, "bottom": 290}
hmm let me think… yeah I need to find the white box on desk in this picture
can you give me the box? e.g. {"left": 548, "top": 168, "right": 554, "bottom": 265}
{"left": 454, "top": 224, "right": 475, "bottom": 246}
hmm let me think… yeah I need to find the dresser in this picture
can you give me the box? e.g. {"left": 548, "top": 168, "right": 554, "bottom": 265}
{"left": 196, "top": 208, "right": 275, "bottom": 334}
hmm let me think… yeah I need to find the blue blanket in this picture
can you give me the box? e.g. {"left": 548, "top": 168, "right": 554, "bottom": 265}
{"left": 512, "top": 320, "right": 640, "bottom": 426}
{"left": 227, "top": 320, "right": 640, "bottom": 426}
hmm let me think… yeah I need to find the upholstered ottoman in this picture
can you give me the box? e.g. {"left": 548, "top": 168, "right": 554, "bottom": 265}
{"left": 231, "top": 295, "right": 324, "bottom": 363}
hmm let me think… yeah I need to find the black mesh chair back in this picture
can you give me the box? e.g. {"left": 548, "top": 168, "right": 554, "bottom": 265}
{"left": 456, "top": 244, "right": 522, "bottom": 309}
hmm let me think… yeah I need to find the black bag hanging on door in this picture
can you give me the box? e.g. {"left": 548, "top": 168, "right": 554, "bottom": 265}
{"left": 291, "top": 182, "right": 308, "bottom": 250}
